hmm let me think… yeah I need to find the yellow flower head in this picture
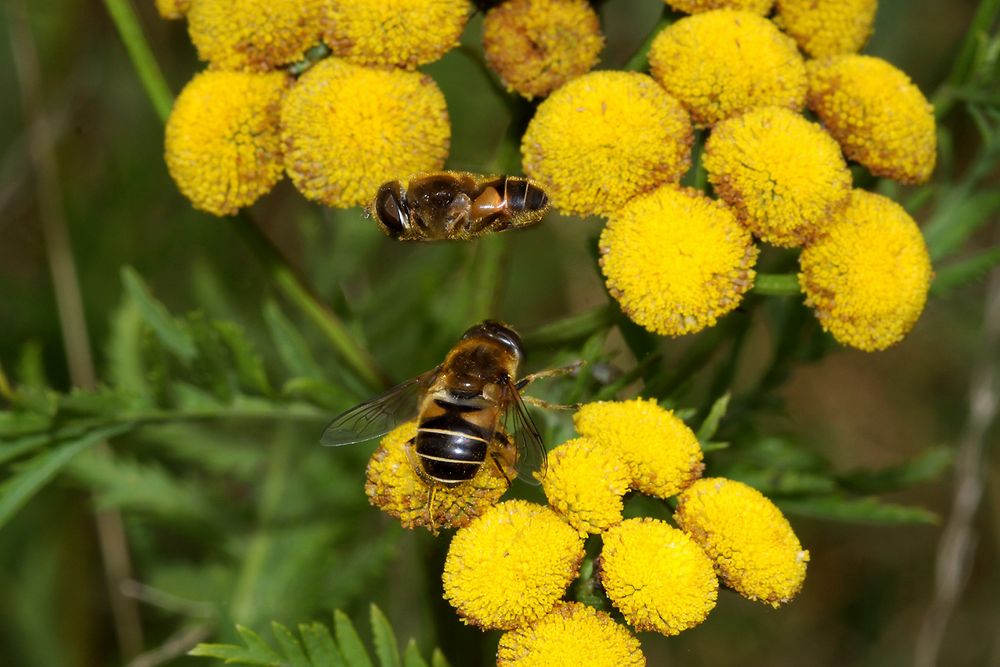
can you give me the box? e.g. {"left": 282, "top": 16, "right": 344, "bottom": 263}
{"left": 324, "top": 0, "right": 471, "bottom": 69}
{"left": 774, "top": 0, "right": 877, "bottom": 58}
{"left": 598, "top": 185, "right": 758, "bottom": 336}
{"left": 798, "top": 190, "right": 933, "bottom": 351}
{"left": 483, "top": 0, "right": 604, "bottom": 99}
{"left": 497, "top": 602, "right": 645, "bottom": 667}
{"left": 165, "top": 70, "right": 288, "bottom": 216}
{"left": 599, "top": 518, "right": 718, "bottom": 635}
{"left": 573, "top": 398, "right": 704, "bottom": 498}
{"left": 704, "top": 106, "right": 852, "bottom": 247}
{"left": 522, "top": 71, "right": 692, "bottom": 217}
{"left": 649, "top": 10, "right": 807, "bottom": 126}
{"left": 155, "top": 0, "right": 190, "bottom": 20}
{"left": 364, "top": 422, "right": 513, "bottom": 533}
{"left": 807, "top": 55, "right": 936, "bottom": 184}
{"left": 442, "top": 500, "right": 584, "bottom": 630}
{"left": 664, "top": 0, "right": 773, "bottom": 14}
{"left": 281, "top": 58, "right": 450, "bottom": 208}
{"left": 186, "top": 0, "right": 325, "bottom": 71}
{"left": 675, "top": 478, "right": 809, "bottom": 607}
{"left": 541, "top": 437, "right": 630, "bottom": 535}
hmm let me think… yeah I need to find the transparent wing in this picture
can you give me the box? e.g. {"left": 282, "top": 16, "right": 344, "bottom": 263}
{"left": 320, "top": 369, "right": 438, "bottom": 446}
{"left": 501, "top": 377, "right": 548, "bottom": 485}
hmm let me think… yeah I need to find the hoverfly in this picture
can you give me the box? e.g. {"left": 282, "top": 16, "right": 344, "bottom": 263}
{"left": 322, "top": 321, "right": 576, "bottom": 489}
{"left": 367, "top": 172, "right": 549, "bottom": 241}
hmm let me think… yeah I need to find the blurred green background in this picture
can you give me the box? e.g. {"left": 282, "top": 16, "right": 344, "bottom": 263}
{"left": 1, "top": 0, "right": 998, "bottom": 665}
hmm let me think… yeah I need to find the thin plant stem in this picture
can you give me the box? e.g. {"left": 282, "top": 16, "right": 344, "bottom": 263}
{"left": 622, "top": 8, "right": 672, "bottom": 71}
{"left": 753, "top": 273, "right": 801, "bottom": 296}
{"left": 932, "top": 0, "right": 1000, "bottom": 118}
{"left": 101, "top": 0, "right": 172, "bottom": 123}
{"left": 8, "top": 2, "right": 144, "bottom": 658}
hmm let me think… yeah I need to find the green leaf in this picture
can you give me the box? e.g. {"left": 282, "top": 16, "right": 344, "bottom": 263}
{"left": 299, "top": 622, "right": 345, "bottom": 667}
{"left": 402, "top": 640, "right": 428, "bottom": 667}
{"left": 271, "top": 622, "right": 310, "bottom": 667}
{"left": 777, "top": 495, "right": 939, "bottom": 525}
{"left": 334, "top": 609, "right": 374, "bottom": 667}
{"left": 430, "top": 649, "right": 452, "bottom": 667}
{"left": 106, "top": 298, "right": 151, "bottom": 396}
{"left": 122, "top": 266, "right": 197, "bottom": 363}
{"left": 216, "top": 321, "right": 273, "bottom": 396}
{"left": 190, "top": 625, "right": 282, "bottom": 665}
{"left": 0, "top": 423, "right": 132, "bottom": 530}
{"left": 263, "top": 299, "right": 321, "bottom": 380}
{"left": 837, "top": 447, "right": 953, "bottom": 494}
{"left": 696, "top": 392, "right": 730, "bottom": 442}
{"left": 923, "top": 189, "right": 1000, "bottom": 260}
{"left": 369, "top": 605, "right": 400, "bottom": 667}
{"left": 931, "top": 246, "right": 1000, "bottom": 296}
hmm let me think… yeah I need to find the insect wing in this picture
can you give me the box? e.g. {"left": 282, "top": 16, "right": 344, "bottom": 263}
{"left": 502, "top": 378, "right": 548, "bottom": 485}
{"left": 320, "top": 369, "right": 437, "bottom": 446}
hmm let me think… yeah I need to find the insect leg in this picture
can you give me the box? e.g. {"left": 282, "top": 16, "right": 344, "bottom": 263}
{"left": 521, "top": 395, "right": 580, "bottom": 411}
{"left": 490, "top": 452, "right": 514, "bottom": 488}
{"left": 515, "top": 360, "right": 584, "bottom": 390}
{"left": 426, "top": 485, "right": 439, "bottom": 535}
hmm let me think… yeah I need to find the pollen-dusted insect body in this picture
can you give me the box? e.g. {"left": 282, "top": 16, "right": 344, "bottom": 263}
{"left": 367, "top": 172, "right": 550, "bottom": 241}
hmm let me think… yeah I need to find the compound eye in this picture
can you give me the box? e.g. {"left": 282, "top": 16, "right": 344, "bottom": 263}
{"left": 374, "top": 182, "right": 408, "bottom": 238}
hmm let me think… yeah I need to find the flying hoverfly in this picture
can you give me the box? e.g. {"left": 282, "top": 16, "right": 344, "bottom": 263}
{"left": 322, "top": 320, "right": 575, "bottom": 488}
{"left": 367, "top": 172, "right": 550, "bottom": 242}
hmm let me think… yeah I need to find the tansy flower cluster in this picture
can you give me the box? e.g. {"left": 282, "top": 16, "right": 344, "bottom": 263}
{"left": 363, "top": 398, "right": 807, "bottom": 663}
{"left": 516, "top": 2, "right": 935, "bottom": 352}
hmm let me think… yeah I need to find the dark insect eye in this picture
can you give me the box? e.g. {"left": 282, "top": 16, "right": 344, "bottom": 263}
{"left": 374, "top": 182, "right": 408, "bottom": 238}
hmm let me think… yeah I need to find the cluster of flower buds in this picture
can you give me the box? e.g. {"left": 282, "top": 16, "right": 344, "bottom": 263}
{"left": 365, "top": 399, "right": 808, "bottom": 666}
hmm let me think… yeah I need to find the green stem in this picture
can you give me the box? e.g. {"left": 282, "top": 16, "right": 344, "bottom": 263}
{"left": 623, "top": 9, "right": 673, "bottom": 72}
{"left": 101, "top": 0, "right": 172, "bottom": 123}
{"left": 468, "top": 235, "right": 507, "bottom": 322}
{"left": 932, "top": 0, "right": 1000, "bottom": 118}
{"left": 524, "top": 303, "right": 616, "bottom": 347}
{"left": 753, "top": 273, "right": 801, "bottom": 296}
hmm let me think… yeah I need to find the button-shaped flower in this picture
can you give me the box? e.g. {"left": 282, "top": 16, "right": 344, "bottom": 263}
{"left": 807, "top": 55, "right": 936, "bottom": 184}
{"left": 573, "top": 398, "right": 704, "bottom": 498}
{"left": 281, "top": 58, "right": 450, "bottom": 208}
{"left": 798, "top": 190, "right": 933, "bottom": 352}
{"left": 165, "top": 70, "right": 289, "bottom": 216}
{"left": 599, "top": 185, "right": 758, "bottom": 336}
{"left": 775, "top": 0, "right": 877, "bottom": 58}
{"left": 323, "top": 0, "right": 471, "bottom": 69}
{"left": 665, "top": 0, "right": 773, "bottom": 14}
{"left": 541, "top": 437, "right": 630, "bottom": 535}
{"left": 675, "top": 477, "right": 809, "bottom": 607}
{"left": 497, "top": 602, "right": 645, "bottom": 667}
{"left": 483, "top": 0, "right": 604, "bottom": 99}
{"left": 442, "top": 500, "right": 584, "bottom": 630}
{"left": 364, "top": 422, "right": 512, "bottom": 533}
{"left": 649, "top": 10, "right": 807, "bottom": 126}
{"left": 704, "top": 106, "right": 852, "bottom": 247}
{"left": 155, "top": 0, "right": 189, "bottom": 20}
{"left": 599, "top": 518, "right": 719, "bottom": 635}
{"left": 522, "top": 71, "right": 692, "bottom": 217}
{"left": 187, "top": 0, "right": 326, "bottom": 71}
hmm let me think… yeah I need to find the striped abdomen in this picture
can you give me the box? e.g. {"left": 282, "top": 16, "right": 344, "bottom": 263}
{"left": 414, "top": 399, "right": 496, "bottom": 484}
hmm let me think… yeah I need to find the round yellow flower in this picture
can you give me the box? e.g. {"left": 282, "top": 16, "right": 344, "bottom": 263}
{"left": 483, "top": 0, "right": 604, "bottom": 99}
{"left": 281, "top": 58, "right": 450, "bottom": 208}
{"left": 649, "top": 10, "right": 807, "bottom": 126}
{"left": 774, "top": 0, "right": 877, "bottom": 57}
{"left": 704, "top": 106, "right": 852, "bottom": 247}
{"left": 599, "top": 518, "right": 718, "bottom": 635}
{"left": 187, "top": 0, "right": 326, "bottom": 71}
{"left": 497, "top": 602, "right": 645, "bottom": 667}
{"left": 522, "top": 71, "right": 692, "bottom": 217}
{"left": 442, "top": 500, "right": 584, "bottom": 630}
{"left": 155, "top": 0, "right": 190, "bottom": 20}
{"left": 573, "top": 398, "right": 704, "bottom": 498}
{"left": 541, "top": 437, "right": 630, "bottom": 535}
{"left": 675, "top": 478, "right": 809, "bottom": 607}
{"left": 798, "top": 190, "right": 932, "bottom": 351}
{"left": 664, "top": 0, "right": 773, "bottom": 14}
{"left": 323, "top": 0, "right": 471, "bottom": 69}
{"left": 165, "top": 70, "right": 288, "bottom": 216}
{"left": 807, "top": 55, "right": 936, "bottom": 184}
{"left": 364, "top": 422, "right": 513, "bottom": 533}
{"left": 599, "top": 185, "right": 758, "bottom": 336}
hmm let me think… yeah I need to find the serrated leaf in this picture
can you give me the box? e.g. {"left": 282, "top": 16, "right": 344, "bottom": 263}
{"left": 189, "top": 642, "right": 280, "bottom": 665}
{"left": 0, "top": 423, "right": 132, "bottom": 530}
{"left": 263, "top": 300, "right": 321, "bottom": 380}
{"left": 370, "top": 605, "right": 400, "bottom": 667}
{"left": 931, "top": 246, "right": 1000, "bottom": 296}
{"left": 430, "top": 649, "right": 452, "bottom": 667}
{"left": 402, "top": 640, "right": 428, "bottom": 667}
{"left": 122, "top": 266, "right": 197, "bottom": 363}
{"left": 299, "top": 622, "right": 345, "bottom": 667}
{"left": 923, "top": 189, "right": 1000, "bottom": 261}
{"left": 216, "top": 321, "right": 273, "bottom": 396}
{"left": 777, "top": 495, "right": 939, "bottom": 525}
{"left": 697, "top": 393, "right": 730, "bottom": 442}
{"left": 282, "top": 377, "right": 353, "bottom": 410}
{"left": 334, "top": 610, "right": 374, "bottom": 667}
{"left": 837, "top": 447, "right": 953, "bottom": 494}
{"left": 271, "top": 622, "right": 310, "bottom": 667}
{"left": 237, "top": 626, "right": 284, "bottom": 663}
{"left": 107, "top": 298, "right": 151, "bottom": 396}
